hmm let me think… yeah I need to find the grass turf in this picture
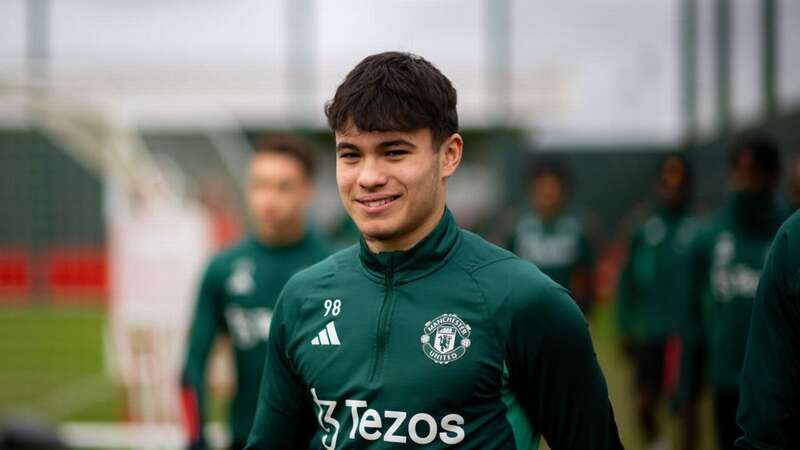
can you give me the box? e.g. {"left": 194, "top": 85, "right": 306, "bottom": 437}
{"left": 0, "top": 304, "right": 119, "bottom": 422}
{"left": 589, "top": 304, "right": 716, "bottom": 450}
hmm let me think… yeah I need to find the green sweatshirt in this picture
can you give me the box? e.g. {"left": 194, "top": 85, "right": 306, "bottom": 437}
{"left": 680, "top": 194, "right": 786, "bottom": 393}
{"left": 509, "top": 212, "right": 594, "bottom": 310}
{"left": 246, "top": 208, "right": 622, "bottom": 450}
{"left": 736, "top": 210, "right": 800, "bottom": 449}
{"left": 181, "top": 233, "right": 330, "bottom": 449}
{"left": 617, "top": 207, "right": 697, "bottom": 343}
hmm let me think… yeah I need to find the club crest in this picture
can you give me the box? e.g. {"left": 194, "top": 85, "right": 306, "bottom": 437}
{"left": 420, "top": 313, "right": 471, "bottom": 365}
{"left": 227, "top": 258, "right": 255, "bottom": 296}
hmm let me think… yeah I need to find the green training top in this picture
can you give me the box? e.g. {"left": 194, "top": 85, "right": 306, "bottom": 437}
{"left": 246, "top": 208, "right": 622, "bottom": 450}
{"left": 617, "top": 207, "right": 697, "bottom": 343}
{"left": 509, "top": 211, "right": 593, "bottom": 291}
{"left": 736, "top": 210, "right": 800, "bottom": 449}
{"left": 680, "top": 194, "right": 786, "bottom": 393}
{"left": 181, "top": 233, "right": 330, "bottom": 449}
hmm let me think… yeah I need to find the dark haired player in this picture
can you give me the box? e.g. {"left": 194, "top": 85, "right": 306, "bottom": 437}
{"left": 181, "top": 135, "right": 330, "bottom": 450}
{"left": 617, "top": 154, "right": 697, "bottom": 449}
{"left": 679, "top": 135, "right": 788, "bottom": 450}
{"left": 246, "top": 52, "right": 622, "bottom": 449}
{"left": 510, "top": 160, "right": 595, "bottom": 314}
{"left": 736, "top": 209, "right": 800, "bottom": 449}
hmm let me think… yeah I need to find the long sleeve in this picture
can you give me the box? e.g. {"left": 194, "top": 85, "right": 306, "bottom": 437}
{"left": 506, "top": 228, "right": 519, "bottom": 254}
{"left": 675, "top": 229, "right": 708, "bottom": 407}
{"left": 506, "top": 282, "right": 623, "bottom": 449}
{"left": 616, "top": 232, "right": 640, "bottom": 341}
{"left": 570, "top": 231, "right": 596, "bottom": 313}
{"left": 245, "top": 289, "right": 314, "bottom": 450}
{"left": 181, "top": 262, "right": 224, "bottom": 450}
{"left": 736, "top": 213, "right": 800, "bottom": 449}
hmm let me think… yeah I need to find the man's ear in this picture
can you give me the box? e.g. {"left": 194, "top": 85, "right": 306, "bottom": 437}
{"left": 439, "top": 133, "right": 463, "bottom": 179}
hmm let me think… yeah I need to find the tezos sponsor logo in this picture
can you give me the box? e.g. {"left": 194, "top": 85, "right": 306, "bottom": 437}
{"left": 311, "top": 389, "right": 465, "bottom": 448}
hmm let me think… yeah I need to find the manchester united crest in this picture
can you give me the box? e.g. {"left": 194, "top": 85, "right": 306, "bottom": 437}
{"left": 227, "top": 258, "right": 255, "bottom": 296}
{"left": 420, "top": 313, "right": 471, "bottom": 365}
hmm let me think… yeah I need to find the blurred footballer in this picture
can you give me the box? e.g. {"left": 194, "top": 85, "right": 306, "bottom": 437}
{"left": 182, "top": 135, "right": 330, "bottom": 450}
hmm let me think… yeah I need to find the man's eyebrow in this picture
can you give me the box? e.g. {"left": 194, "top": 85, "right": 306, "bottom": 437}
{"left": 336, "top": 142, "right": 359, "bottom": 151}
{"left": 378, "top": 139, "right": 416, "bottom": 148}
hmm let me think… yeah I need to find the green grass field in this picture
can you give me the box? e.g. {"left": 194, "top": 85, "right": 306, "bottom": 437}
{"left": 0, "top": 305, "right": 120, "bottom": 422}
{"left": 0, "top": 304, "right": 717, "bottom": 450}
{"left": 589, "top": 305, "right": 717, "bottom": 450}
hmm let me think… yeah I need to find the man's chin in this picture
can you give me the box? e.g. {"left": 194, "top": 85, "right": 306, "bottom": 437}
{"left": 359, "top": 229, "right": 397, "bottom": 243}
{"left": 355, "top": 220, "right": 401, "bottom": 244}
{"left": 256, "top": 222, "right": 296, "bottom": 242}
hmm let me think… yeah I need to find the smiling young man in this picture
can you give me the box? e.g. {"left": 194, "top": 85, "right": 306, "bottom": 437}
{"left": 181, "top": 134, "right": 330, "bottom": 450}
{"left": 245, "top": 52, "right": 622, "bottom": 450}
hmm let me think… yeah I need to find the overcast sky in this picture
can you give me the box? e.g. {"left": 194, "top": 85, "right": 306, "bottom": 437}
{"left": 1, "top": 0, "right": 798, "bottom": 144}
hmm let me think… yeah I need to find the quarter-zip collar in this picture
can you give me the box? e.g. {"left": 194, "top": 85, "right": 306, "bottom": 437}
{"left": 657, "top": 202, "right": 687, "bottom": 221}
{"left": 725, "top": 191, "right": 783, "bottom": 235}
{"left": 358, "top": 207, "right": 461, "bottom": 285}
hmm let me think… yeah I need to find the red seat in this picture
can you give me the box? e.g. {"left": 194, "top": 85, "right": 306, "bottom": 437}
{"left": 46, "top": 247, "right": 107, "bottom": 303}
{"left": 0, "top": 248, "right": 31, "bottom": 301}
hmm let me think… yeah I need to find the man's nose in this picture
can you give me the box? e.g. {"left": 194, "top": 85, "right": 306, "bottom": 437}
{"left": 357, "top": 157, "right": 388, "bottom": 189}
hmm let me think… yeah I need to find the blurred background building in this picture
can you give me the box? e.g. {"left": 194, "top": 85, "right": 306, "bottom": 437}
{"left": 0, "top": 1, "right": 798, "bottom": 449}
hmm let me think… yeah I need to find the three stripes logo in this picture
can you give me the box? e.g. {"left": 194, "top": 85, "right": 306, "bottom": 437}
{"left": 311, "top": 321, "right": 341, "bottom": 346}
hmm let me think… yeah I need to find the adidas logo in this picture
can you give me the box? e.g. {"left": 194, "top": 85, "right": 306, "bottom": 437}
{"left": 311, "top": 321, "right": 341, "bottom": 346}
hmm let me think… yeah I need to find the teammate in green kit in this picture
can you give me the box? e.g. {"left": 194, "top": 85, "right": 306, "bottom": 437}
{"left": 181, "top": 135, "right": 330, "bottom": 450}
{"left": 736, "top": 209, "right": 800, "bottom": 449}
{"left": 616, "top": 154, "right": 697, "bottom": 449}
{"left": 245, "top": 52, "right": 621, "bottom": 450}
{"left": 509, "top": 160, "right": 595, "bottom": 313}
{"left": 679, "top": 134, "right": 787, "bottom": 450}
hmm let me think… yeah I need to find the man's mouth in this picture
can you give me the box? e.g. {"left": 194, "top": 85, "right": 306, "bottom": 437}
{"left": 355, "top": 195, "right": 400, "bottom": 212}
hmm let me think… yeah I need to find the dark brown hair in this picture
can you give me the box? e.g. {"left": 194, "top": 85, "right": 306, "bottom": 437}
{"left": 253, "top": 133, "right": 316, "bottom": 178}
{"left": 729, "top": 132, "right": 781, "bottom": 178}
{"left": 528, "top": 157, "right": 571, "bottom": 189}
{"left": 324, "top": 51, "right": 458, "bottom": 147}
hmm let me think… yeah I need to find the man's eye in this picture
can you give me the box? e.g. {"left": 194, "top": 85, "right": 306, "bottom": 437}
{"left": 386, "top": 150, "right": 408, "bottom": 157}
{"left": 339, "top": 152, "right": 360, "bottom": 160}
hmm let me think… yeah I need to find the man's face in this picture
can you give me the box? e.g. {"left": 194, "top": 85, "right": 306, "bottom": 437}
{"left": 247, "top": 152, "right": 313, "bottom": 243}
{"left": 658, "top": 156, "right": 689, "bottom": 208}
{"left": 530, "top": 174, "right": 565, "bottom": 220}
{"left": 730, "top": 150, "right": 776, "bottom": 193}
{"left": 335, "top": 126, "right": 461, "bottom": 250}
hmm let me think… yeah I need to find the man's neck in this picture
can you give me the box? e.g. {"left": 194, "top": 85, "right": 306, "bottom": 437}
{"left": 538, "top": 209, "right": 562, "bottom": 224}
{"left": 365, "top": 204, "right": 446, "bottom": 253}
{"left": 256, "top": 222, "right": 307, "bottom": 248}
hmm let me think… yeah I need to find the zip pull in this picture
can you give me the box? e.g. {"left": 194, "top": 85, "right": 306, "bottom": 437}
{"left": 369, "top": 253, "right": 396, "bottom": 384}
